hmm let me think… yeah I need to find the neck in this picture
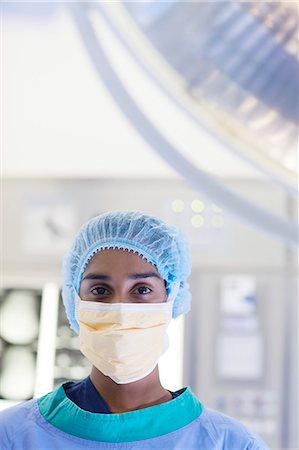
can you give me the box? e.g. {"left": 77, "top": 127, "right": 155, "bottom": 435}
{"left": 90, "top": 365, "right": 172, "bottom": 413}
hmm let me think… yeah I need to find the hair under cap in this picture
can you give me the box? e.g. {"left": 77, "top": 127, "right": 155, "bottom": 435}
{"left": 62, "top": 210, "right": 192, "bottom": 333}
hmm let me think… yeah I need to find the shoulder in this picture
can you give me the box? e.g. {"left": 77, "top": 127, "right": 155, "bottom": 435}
{"left": 0, "top": 398, "right": 37, "bottom": 424}
{"left": 0, "top": 399, "right": 38, "bottom": 445}
{"left": 197, "top": 407, "right": 269, "bottom": 449}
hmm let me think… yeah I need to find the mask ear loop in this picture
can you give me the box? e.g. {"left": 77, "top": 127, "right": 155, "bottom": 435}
{"left": 167, "top": 282, "right": 180, "bottom": 303}
{"left": 73, "top": 284, "right": 82, "bottom": 324}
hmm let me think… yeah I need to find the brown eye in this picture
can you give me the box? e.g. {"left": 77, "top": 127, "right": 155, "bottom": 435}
{"left": 90, "top": 287, "right": 110, "bottom": 296}
{"left": 135, "top": 286, "right": 152, "bottom": 295}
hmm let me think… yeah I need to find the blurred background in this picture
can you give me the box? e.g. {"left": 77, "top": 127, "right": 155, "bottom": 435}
{"left": 0, "top": 1, "right": 298, "bottom": 449}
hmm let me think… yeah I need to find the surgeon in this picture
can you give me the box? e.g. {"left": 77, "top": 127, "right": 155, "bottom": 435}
{"left": 0, "top": 211, "right": 268, "bottom": 449}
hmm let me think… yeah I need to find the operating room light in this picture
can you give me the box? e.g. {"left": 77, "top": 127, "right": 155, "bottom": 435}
{"left": 69, "top": 1, "right": 298, "bottom": 248}
{"left": 171, "top": 199, "right": 185, "bottom": 213}
{"left": 191, "top": 215, "right": 204, "bottom": 228}
{"left": 191, "top": 199, "right": 205, "bottom": 213}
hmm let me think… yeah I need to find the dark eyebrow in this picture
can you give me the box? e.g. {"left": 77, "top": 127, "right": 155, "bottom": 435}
{"left": 82, "top": 273, "right": 111, "bottom": 281}
{"left": 82, "top": 272, "right": 161, "bottom": 281}
{"left": 129, "top": 272, "right": 162, "bottom": 280}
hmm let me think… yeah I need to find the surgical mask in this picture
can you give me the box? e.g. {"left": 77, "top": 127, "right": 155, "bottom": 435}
{"left": 75, "top": 284, "right": 179, "bottom": 384}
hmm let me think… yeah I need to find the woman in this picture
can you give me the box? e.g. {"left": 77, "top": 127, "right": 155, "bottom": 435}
{"left": 0, "top": 211, "right": 268, "bottom": 449}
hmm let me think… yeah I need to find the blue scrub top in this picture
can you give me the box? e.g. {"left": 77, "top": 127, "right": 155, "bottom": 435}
{"left": 0, "top": 381, "right": 269, "bottom": 449}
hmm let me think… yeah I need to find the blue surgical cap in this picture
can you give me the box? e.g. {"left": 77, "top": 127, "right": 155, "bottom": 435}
{"left": 62, "top": 210, "right": 192, "bottom": 334}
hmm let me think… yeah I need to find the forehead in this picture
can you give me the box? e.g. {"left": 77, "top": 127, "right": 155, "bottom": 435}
{"left": 83, "top": 249, "right": 160, "bottom": 275}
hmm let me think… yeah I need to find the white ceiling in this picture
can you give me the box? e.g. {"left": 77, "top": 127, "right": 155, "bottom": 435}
{"left": 2, "top": 4, "right": 263, "bottom": 179}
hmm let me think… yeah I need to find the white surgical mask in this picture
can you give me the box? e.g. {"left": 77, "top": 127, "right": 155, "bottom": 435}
{"left": 75, "top": 284, "right": 179, "bottom": 384}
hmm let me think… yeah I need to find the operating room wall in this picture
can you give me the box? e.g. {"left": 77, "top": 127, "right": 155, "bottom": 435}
{"left": 185, "top": 270, "right": 297, "bottom": 449}
{"left": 1, "top": 178, "right": 298, "bottom": 449}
